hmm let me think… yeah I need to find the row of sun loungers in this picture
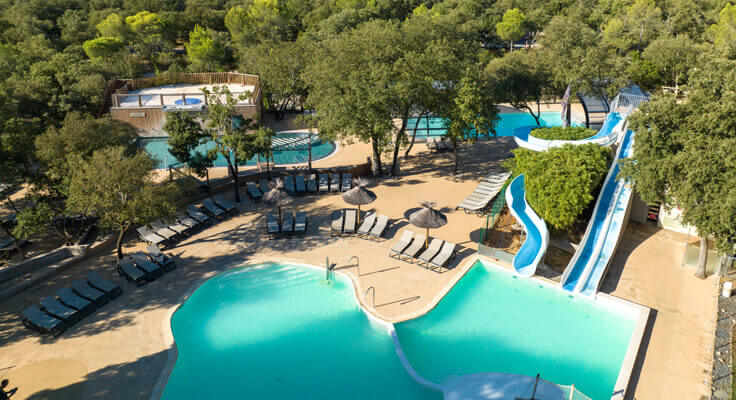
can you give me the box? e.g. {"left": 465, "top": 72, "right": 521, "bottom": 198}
{"left": 21, "top": 271, "right": 122, "bottom": 337}
{"left": 136, "top": 196, "right": 239, "bottom": 248}
{"left": 389, "top": 231, "right": 457, "bottom": 271}
{"left": 357, "top": 213, "right": 389, "bottom": 240}
{"left": 456, "top": 171, "right": 511, "bottom": 214}
{"left": 331, "top": 211, "right": 390, "bottom": 239}
{"left": 116, "top": 247, "right": 177, "bottom": 286}
{"left": 247, "top": 172, "right": 353, "bottom": 201}
{"left": 427, "top": 136, "right": 453, "bottom": 152}
{"left": 267, "top": 212, "right": 308, "bottom": 238}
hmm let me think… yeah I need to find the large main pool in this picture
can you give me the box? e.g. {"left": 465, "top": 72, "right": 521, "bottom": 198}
{"left": 161, "top": 260, "right": 636, "bottom": 399}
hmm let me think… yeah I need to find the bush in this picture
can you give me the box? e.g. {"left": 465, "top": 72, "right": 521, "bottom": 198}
{"left": 504, "top": 144, "right": 612, "bottom": 231}
{"left": 530, "top": 126, "right": 596, "bottom": 140}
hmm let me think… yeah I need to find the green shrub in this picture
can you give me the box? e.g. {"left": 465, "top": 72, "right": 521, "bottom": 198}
{"left": 504, "top": 144, "right": 611, "bottom": 231}
{"left": 530, "top": 126, "right": 596, "bottom": 140}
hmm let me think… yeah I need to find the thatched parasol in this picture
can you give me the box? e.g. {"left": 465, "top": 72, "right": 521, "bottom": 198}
{"left": 409, "top": 201, "right": 447, "bottom": 247}
{"left": 341, "top": 178, "right": 376, "bottom": 223}
{"left": 263, "top": 178, "right": 294, "bottom": 225}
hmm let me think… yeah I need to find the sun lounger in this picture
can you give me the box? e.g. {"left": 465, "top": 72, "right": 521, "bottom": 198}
{"left": 417, "top": 238, "right": 444, "bottom": 267}
{"left": 177, "top": 214, "right": 199, "bottom": 229}
{"left": 86, "top": 271, "right": 122, "bottom": 299}
{"left": 146, "top": 244, "right": 176, "bottom": 272}
{"left": 306, "top": 174, "right": 318, "bottom": 193}
{"left": 294, "top": 175, "right": 307, "bottom": 194}
{"left": 0, "top": 238, "right": 27, "bottom": 253}
{"left": 136, "top": 226, "right": 166, "bottom": 246}
{"left": 57, "top": 287, "right": 96, "bottom": 317}
{"left": 130, "top": 253, "right": 164, "bottom": 280}
{"left": 429, "top": 242, "right": 457, "bottom": 272}
{"left": 267, "top": 213, "right": 280, "bottom": 238}
{"left": 341, "top": 173, "right": 352, "bottom": 191}
{"left": 343, "top": 209, "right": 357, "bottom": 234}
{"left": 164, "top": 219, "right": 191, "bottom": 235}
{"left": 259, "top": 179, "right": 271, "bottom": 194}
{"left": 281, "top": 212, "right": 294, "bottom": 234}
{"left": 329, "top": 173, "right": 340, "bottom": 192}
{"left": 330, "top": 210, "right": 344, "bottom": 237}
{"left": 401, "top": 234, "right": 426, "bottom": 261}
{"left": 186, "top": 205, "right": 212, "bottom": 224}
{"left": 40, "top": 296, "right": 82, "bottom": 326}
{"left": 71, "top": 279, "right": 110, "bottom": 306}
{"left": 116, "top": 257, "right": 149, "bottom": 286}
{"left": 283, "top": 176, "right": 296, "bottom": 194}
{"left": 294, "top": 212, "right": 307, "bottom": 234}
{"left": 21, "top": 305, "right": 66, "bottom": 336}
{"left": 213, "top": 195, "right": 239, "bottom": 215}
{"left": 149, "top": 221, "right": 179, "bottom": 241}
{"left": 201, "top": 198, "right": 227, "bottom": 218}
{"left": 457, "top": 171, "right": 511, "bottom": 213}
{"left": 368, "top": 215, "right": 389, "bottom": 240}
{"left": 318, "top": 174, "right": 329, "bottom": 192}
{"left": 357, "top": 213, "right": 376, "bottom": 237}
{"left": 246, "top": 181, "right": 263, "bottom": 201}
{"left": 426, "top": 136, "right": 438, "bottom": 151}
{"left": 389, "top": 230, "right": 414, "bottom": 258}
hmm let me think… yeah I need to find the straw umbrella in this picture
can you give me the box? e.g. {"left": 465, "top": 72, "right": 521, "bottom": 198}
{"left": 409, "top": 201, "right": 447, "bottom": 247}
{"left": 341, "top": 178, "right": 376, "bottom": 223}
{"left": 263, "top": 178, "right": 293, "bottom": 226}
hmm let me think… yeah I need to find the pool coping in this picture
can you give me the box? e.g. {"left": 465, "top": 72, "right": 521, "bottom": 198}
{"left": 150, "top": 255, "right": 649, "bottom": 400}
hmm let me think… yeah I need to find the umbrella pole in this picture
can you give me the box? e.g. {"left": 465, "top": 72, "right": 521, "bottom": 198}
{"left": 278, "top": 206, "right": 282, "bottom": 227}
{"left": 426, "top": 227, "right": 430, "bottom": 247}
{"left": 358, "top": 205, "right": 361, "bottom": 224}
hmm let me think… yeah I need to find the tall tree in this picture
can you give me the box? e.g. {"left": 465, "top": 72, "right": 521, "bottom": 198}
{"left": 186, "top": 25, "right": 228, "bottom": 72}
{"left": 496, "top": 8, "right": 526, "bottom": 51}
{"left": 642, "top": 35, "right": 701, "bottom": 96}
{"left": 486, "top": 50, "right": 550, "bottom": 125}
{"left": 66, "top": 146, "right": 183, "bottom": 259}
{"left": 620, "top": 57, "right": 736, "bottom": 278}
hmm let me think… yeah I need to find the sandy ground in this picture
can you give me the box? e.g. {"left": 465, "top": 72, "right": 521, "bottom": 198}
{"left": 602, "top": 222, "right": 718, "bottom": 400}
{"left": 0, "top": 103, "right": 715, "bottom": 400}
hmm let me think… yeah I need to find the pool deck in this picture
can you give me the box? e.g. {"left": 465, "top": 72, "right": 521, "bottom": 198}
{"left": 0, "top": 105, "right": 716, "bottom": 400}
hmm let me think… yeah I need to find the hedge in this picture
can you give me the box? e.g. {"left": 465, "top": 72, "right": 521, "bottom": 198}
{"left": 530, "top": 126, "right": 596, "bottom": 140}
{"left": 504, "top": 144, "right": 611, "bottom": 231}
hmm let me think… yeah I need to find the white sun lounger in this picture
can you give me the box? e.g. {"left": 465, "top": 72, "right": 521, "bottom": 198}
{"left": 429, "top": 242, "right": 457, "bottom": 271}
{"left": 417, "top": 238, "right": 444, "bottom": 267}
{"left": 150, "top": 221, "right": 179, "bottom": 240}
{"left": 357, "top": 213, "right": 376, "bottom": 237}
{"left": 401, "top": 234, "right": 426, "bottom": 261}
{"left": 368, "top": 215, "right": 389, "bottom": 240}
{"left": 136, "top": 225, "right": 167, "bottom": 245}
{"left": 389, "top": 231, "right": 413, "bottom": 258}
{"left": 319, "top": 174, "right": 329, "bottom": 192}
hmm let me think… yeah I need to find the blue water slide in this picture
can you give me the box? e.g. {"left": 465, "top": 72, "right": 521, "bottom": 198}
{"left": 512, "top": 113, "right": 625, "bottom": 152}
{"left": 505, "top": 174, "right": 550, "bottom": 277}
{"left": 559, "top": 123, "right": 635, "bottom": 294}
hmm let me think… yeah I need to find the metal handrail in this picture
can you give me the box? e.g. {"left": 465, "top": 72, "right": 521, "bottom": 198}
{"left": 364, "top": 286, "right": 375, "bottom": 307}
{"left": 346, "top": 256, "right": 360, "bottom": 275}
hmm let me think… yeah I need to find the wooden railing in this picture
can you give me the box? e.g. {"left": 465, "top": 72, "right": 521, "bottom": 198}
{"left": 99, "top": 72, "right": 261, "bottom": 115}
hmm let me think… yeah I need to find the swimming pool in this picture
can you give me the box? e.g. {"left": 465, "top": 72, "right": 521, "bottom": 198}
{"left": 408, "top": 111, "right": 579, "bottom": 138}
{"left": 161, "top": 263, "right": 441, "bottom": 400}
{"left": 138, "top": 132, "right": 336, "bottom": 169}
{"left": 395, "top": 260, "right": 636, "bottom": 399}
{"left": 160, "top": 260, "right": 637, "bottom": 399}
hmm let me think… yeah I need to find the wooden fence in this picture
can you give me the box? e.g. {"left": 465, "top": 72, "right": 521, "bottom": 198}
{"left": 98, "top": 72, "right": 261, "bottom": 117}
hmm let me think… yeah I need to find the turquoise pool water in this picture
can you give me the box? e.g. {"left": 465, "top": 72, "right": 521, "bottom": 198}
{"left": 162, "top": 261, "right": 636, "bottom": 399}
{"left": 161, "top": 263, "right": 441, "bottom": 400}
{"left": 139, "top": 132, "right": 336, "bottom": 169}
{"left": 408, "top": 111, "right": 577, "bottom": 138}
{"left": 395, "top": 260, "right": 636, "bottom": 399}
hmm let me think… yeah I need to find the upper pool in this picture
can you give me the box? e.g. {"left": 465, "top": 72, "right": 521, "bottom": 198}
{"left": 395, "top": 260, "right": 636, "bottom": 399}
{"left": 408, "top": 111, "right": 579, "bottom": 138}
{"left": 161, "top": 260, "right": 637, "bottom": 399}
{"left": 138, "top": 132, "right": 336, "bottom": 169}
